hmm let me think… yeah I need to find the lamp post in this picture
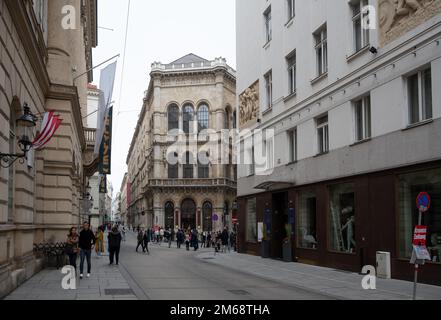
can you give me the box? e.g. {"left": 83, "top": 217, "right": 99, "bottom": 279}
{"left": 0, "top": 103, "right": 37, "bottom": 168}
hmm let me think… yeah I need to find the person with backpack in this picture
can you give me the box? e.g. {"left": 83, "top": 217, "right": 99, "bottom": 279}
{"left": 136, "top": 229, "right": 145, "bottom": 253}
{"left": 108, "top": 226, "right": 122, "bottom": 265}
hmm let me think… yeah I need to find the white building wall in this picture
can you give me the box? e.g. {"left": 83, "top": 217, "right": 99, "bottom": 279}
{"left": 237, "top": 0, "right": 441, "bottom": 196}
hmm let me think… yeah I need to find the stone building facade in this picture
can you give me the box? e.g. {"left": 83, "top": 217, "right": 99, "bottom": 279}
{"left": 0, "top": 0, "right": 97, "bottom": 297}
{"left": 126, "top": 54, "right": 237, "bottom": 232}
{"left": 236, "top": 0, "right": 441, "bottom": 285}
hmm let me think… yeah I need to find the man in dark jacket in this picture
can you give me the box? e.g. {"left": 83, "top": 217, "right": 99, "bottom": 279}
{"left": 108, "top": 226, "right": 122, "bottom": 265}
{"left": 143, "top": 228, "right": 150, "bottom": 254}
{"left": 191, "top": 229, "right": 199, "bottom": 251}
{"left": 79, "top": 222, "right": 96, "bottom": 279}
{"left": 136, "top": 229, "right": 145, "bottom": 253}
{"left": 176, "top": 229, "right": 184, "bottom": 249}
{"left": 221, "top": 228, "right": 229, "bottom": 253}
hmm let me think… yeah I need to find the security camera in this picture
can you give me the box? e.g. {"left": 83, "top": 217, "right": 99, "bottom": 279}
{"left": 369, "top": 46, "right": 378, "bottom": 54}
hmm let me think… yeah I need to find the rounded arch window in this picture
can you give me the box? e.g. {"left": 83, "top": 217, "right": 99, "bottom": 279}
{"left": 202, "top": 201, "right": 213, "bottom": 232}
{"left": 197, "top": 104, "right": 209, "bottom": 133}
{"left": 183, "top": 104, "right": 194, "bottom": 134}
{"left": 165, "top": 202, "right": 174, "bottom": 229}
{"left": 224, "top": 107, "right": 231, "bottom": 129}
{"left": 167, "top": 104, "right": 180, "bottom": 131}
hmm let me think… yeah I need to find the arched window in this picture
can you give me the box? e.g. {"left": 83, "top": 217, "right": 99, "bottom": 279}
{"left": 183, "top": 151, "right": 194, "bottom": 179}
{"left": 167, "top": 151, "right": 179, "bottom": 179}
{"left": 224, "top": 108, "right": 230, "bottom": 129}
{"left": 202, "top": 201, "right": 213, "bottom": 232}
{"left": 165, "top": 202, "right": 174, "bottom": 229}
{"left": 197, "top": 104, "right": 209, "bottom": 133}
{"left": 183, "top": 104, "right": 194, "bottom": 134}
{"left": 198, "top": 151, "right": 209, "bottom": 179}
{"left": 181, "top": 198, "right": 196, "bottom": 231}
{"left": 233, "top": 110, "right": 237, "bottom": 129}
{"left": 168, "top": 104, "right": 179, "bottom": 131}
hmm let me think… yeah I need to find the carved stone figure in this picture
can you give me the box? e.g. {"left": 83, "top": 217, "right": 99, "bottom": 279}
{"left": 379, "top": 0, "right": 441, "bottom": 45}
{"left": 239, "top": 81, "right": 259, "bottom": 128}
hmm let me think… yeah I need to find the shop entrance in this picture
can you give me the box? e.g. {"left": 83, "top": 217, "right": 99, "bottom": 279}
{"left": 271, "top": 192, "right": 289, "bottom": 260}
{"left": 181, "top": 198, "right": 196, "bottom": 231}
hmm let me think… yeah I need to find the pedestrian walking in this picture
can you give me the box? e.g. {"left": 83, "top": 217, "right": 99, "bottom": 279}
{"left": 65, "top": 227, "right": 79, "bottom": 271}
{"left": 143, "top": 228, "right": 150, "bottom": 254}
{"left": 191, "top": 229, "right": 199, "bottom": 251}
{"left": 166, "top": 228, "right": 173, "bottom": 248}
{"left": 155, "top": 228, "right": 160, "bottom": 244}
{"left": 121, "top": 226, "right": 126, "bottom": 242}
{"left": 207, "top": 232, "right": 212, "bottom": 248}
{"left": 176, "top": 229, "right": 183, "bottom": 249}
{"left": 79, "top": 222, "right": 96, "bottom": 279}
{"left": 221, "top": 227, "right": 229, "bottom": 253}
{"left": 185, "top": 231, "right": 190, "bottom": 251}
{"left": 108, "top": 226, "right": 122, "bottom": 265}
{"left": 136, "top": 229, "right": 145, "bottom": 252}
{"left": 160, "top": 228, "right": 165, "bottom": 243}
{"left": 95, "top": 227, "right": 105, "bottom": 256}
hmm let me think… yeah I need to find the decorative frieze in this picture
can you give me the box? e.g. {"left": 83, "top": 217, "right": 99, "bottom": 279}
{"left": 379, "top": 0, "right": 441, "bottom": 45}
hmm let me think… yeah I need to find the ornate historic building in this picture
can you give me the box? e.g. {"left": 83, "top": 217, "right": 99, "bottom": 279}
{"left": 0, "top": 0, "right": 98, "bottom": 297}
{"left": 126, "top": 54, "right": 237, "bottom": 232}
{"left": 236, "top": 0, "right": 441, "bottom": 285}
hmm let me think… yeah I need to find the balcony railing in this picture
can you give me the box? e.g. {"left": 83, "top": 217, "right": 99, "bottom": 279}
{"left": 84, "top": 128, "right": 96, "bottom": 147}
{"left": 147, "top": 178, "right": 236, "bottom": 189}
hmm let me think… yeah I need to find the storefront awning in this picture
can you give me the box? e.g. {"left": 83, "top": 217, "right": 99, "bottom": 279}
{"left": 254, "top": 181, "right": 295, "bottom": 191}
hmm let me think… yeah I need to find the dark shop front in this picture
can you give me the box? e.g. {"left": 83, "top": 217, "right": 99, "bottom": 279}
{"left": 236, "top": 161, "right": 441, "bottom": 286}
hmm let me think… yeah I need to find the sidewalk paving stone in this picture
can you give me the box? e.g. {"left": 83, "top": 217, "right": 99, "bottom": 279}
{"left": 197, "top": 251, "right": 441, "bottom": 300}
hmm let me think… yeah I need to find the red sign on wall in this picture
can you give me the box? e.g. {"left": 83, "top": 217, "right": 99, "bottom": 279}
{"left": 413, "top": 225, "right": 427, "bottom": 246}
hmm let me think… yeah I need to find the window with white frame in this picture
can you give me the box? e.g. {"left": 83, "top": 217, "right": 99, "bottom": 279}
{"left": 264, "top": 7, "right": 272, "bottom": 44}
{"left": 317, "top": 115, "right": 329, "bottom": 154}
{"left": 354, "top": 95, "right": 371, "bottom": 142}
{"left": 287, "top": 52, "right": 296, "bottom": 95}
{"left": 265, "top": 138, "right": 274, "bottom": 170}
{"left": 407, "top": 67, "right": 432, "bottom": 125}
{"left": 288, "top": 128, "right": 297, "bottom": 163}
{"left": 264, "top": 71, "right": 273, "bottom": 110}
{"left": 351, "top": 0, "right": 370, "bottom": 52}
{"left": 314, "top": 25, "right": 328, "bottom": 77}
{"left": 287, "top": 0, "right": 295, "bottom": 22}
{"left": 33, "top": 0, "right": 48, "bottom": 44}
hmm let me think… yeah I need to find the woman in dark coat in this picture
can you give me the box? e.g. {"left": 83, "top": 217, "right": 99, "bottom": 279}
{"left": 108, "top": 226, "right": 122, "bottom": 265}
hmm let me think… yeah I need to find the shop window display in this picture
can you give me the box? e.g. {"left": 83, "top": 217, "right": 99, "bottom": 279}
{"left": 297, "top": 191, "right": 318, "bottom": 249}
{"left": 329, "top": 183, "right": 356, "bottom": 253}
{"left": 246, "top": 198, "right": 257, "bottom": 243}
{"left": 399, "top": 169, "right": 441, "bottom": 263}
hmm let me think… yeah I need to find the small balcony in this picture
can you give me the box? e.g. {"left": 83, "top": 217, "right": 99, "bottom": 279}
{"left": 84, "top": 128, "right": 97, "bottom": 148}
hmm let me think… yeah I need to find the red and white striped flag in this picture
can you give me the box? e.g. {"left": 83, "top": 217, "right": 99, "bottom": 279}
{"left": 32, "top": 111, "right": 62, "bottom": 150}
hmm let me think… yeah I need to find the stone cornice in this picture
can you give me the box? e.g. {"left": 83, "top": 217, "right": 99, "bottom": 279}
{"left": 46, "top": 84, "right": 86, "bottom": 150}
{"left": 5, "top": 0, "right": 50, "bottom": 94}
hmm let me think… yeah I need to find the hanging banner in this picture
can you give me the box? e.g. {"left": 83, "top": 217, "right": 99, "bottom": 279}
{"left": 99, "top": 107, "right": 113, "bottom": 175}
{"left": 99, "top": 175, "right": 107, "bottom": 194}
{"left": 95, "top": 61, "right": 117, "bottom": 154}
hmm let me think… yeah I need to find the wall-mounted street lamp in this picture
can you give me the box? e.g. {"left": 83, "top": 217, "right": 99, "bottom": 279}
{"left": 0, "top": 104, "right": 36, "bottom": 168}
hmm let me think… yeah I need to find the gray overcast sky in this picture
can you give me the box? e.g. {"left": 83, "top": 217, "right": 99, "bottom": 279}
{"left": 92, "top": 0, "right": 236, "bottom": 196}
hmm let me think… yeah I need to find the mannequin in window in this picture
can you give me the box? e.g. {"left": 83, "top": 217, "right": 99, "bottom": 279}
{"left": 341, "top": 212, "right": 355, "bottom": 253}
{"left": 300, "top": 227, "right": 317, "bottom": 249}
